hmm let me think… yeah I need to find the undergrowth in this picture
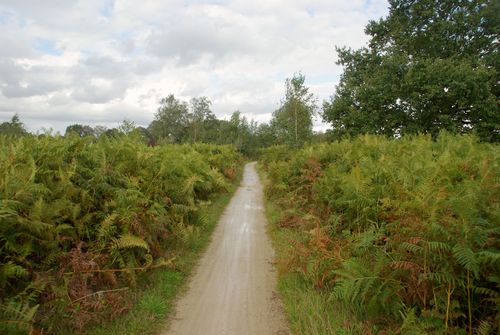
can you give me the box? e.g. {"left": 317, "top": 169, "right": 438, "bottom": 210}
{"left": 259, "top": 133, "right": 499, "bottom": 334}
{"left": 0, "top": 133, "right": 242, "bottom": 334}
{"left": 85, "top": 184, "right": 239, "bottom": 335}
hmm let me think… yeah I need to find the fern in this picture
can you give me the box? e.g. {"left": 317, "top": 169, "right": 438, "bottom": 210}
{"left": 0, "top": 135, "right": 242, "bottom": 332}
{"left": 0, "top": 262, "right": 28, "bottom": 282}
{"left": 0, "top": 301, "right": 39, "bottom": 333}
{"left": 112, "top": 234, "right": 150, "bottom": 252}
{"left": 260, "top": 133, "right": 499, "bottom": 333}
{"left": 332, "top": 255, "right": 403, "bottom": 319}
{"left": 453, "top": 245, "right": 480, "bottom": 276}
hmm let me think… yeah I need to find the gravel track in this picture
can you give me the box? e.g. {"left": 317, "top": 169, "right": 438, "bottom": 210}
{"left": 162, "top": 162, "right": 289, "bottom": 335}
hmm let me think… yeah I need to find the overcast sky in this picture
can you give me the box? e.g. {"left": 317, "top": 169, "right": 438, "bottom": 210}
{"left": 0, "top": 0, "right": 389, "bottom": 133}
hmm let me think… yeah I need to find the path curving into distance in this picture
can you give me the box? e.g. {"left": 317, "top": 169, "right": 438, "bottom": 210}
{"left": 162, "top": 162, "right": 289, "bottom": 335}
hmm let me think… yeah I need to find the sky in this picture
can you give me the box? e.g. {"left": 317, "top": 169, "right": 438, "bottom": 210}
{"left": 0, "top": 0, "right": 389, "bottom": 133}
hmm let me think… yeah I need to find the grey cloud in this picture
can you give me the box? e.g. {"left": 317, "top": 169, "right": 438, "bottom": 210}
{"left": 0, "top": 0, "right": 106, "bottom": 33}
{"left": 0, "top": 33, "right": 35, "bottom": 58}
{"left": 48, "top": 92, "right": 72, "bottom": 106}
{"left": 130, "top": 57, "right": 164, "bottom": 76}
{"left": 0, "top": 59, "right": 68, "bottom": 98}
{"left": 0, "top": 98, "right": 151, "bottom": 128}
{"left": 71, "top": 80, "right": 128, "bottom": 104}
{"left": 67, "top": 55, "right": 164, "bottom": 103}
{"left": 72, "top": 56, "right": 127, "bottom": 79}
{"left": 146, "top": 14, "right": 256, "bottom": 65}
{"left": 2, "top": 83, "right": 59, "bottom": 98}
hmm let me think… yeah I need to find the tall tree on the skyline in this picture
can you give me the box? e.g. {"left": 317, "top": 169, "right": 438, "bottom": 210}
{"left": 323, "top": 0, "right": 499, "bottom": 141}
{"left": 272, "top": 73, "right": 316, "bottom": 147}
{"left": 149, "top": 94, "right": 189, "bottom": 143}
{"left": 0, "top": 114, "right": 27, "bottom": 136}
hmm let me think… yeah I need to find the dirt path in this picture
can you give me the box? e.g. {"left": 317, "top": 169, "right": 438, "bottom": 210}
{"left": 162, "top": 162, "right": 289, "bottom": 335}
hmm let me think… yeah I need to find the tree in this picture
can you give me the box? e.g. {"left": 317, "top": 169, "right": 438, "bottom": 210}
{"left": 272, "top": 73, "right": 316, "bottom": 147}
{"left": 188, "top": 96, "right": 214, "bottom": 142}
{"left": 118, "top": 119, "right": 136, "bottom": 135}
{"left": 323, "top": 0, "right": 499, "bottom": 141}
{"left": 0, "top": 114, "right": 27, "bottom": 136}
{"left": 148, "top": 95, "right": 189, "bottom": 143}
{"left": 254, "top": 123, "right": 277, "bottom": 150}
{"left": 65, "top": 124, "right": 95, "bottom": 137}
{"left": 93, "top": 125, "right": 108, "bottom": 138}
{"left": 104, "top": 128, "right": 121, "bottom": 138}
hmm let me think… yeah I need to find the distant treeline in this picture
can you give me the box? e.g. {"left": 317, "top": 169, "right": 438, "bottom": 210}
{"left": 0, "top": 73, "right": 322, "bottom": 156}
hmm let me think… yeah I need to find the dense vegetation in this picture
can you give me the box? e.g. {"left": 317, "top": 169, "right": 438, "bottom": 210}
{"left": 260, "top": 133, "right": 499, "bottom": 334}
{"left": 0, "top": 134, "right": 241, "bottom": 334}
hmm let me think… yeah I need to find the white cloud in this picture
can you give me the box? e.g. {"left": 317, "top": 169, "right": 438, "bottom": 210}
{"left": 0, "top": 0, "right": 389, "bottom": 132}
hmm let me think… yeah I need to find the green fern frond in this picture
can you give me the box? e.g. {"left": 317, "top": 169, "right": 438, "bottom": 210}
{"left": 0, "top": 207, "right": 17, "bottom": 219}
{"left": 478, "top": 250, "right": 500, "bottom": 266}
{"left": 182, "top": 175, "right": 202, "bottom": 196}
{"left": 112, "top": 234, "right": 150, "bottom": 252}
{"left": 472, "top": 286, "right": 499, "bottom": 298}
{"left": 476, "top": 320, "right": 492, "bottom": 335}
{"left": 453, "top": 245, "right": 480, "bottom": 275}
{"left": 97, "top": 213, "right": 118, "bottom": 241}
{"left": 0, "top": 301, "right": 39, "bottom": 324}
{"left": 426, "top": 241, "right": 451, "bottom": 254}
{"left": 0, "top": 262, "right": 28, "bottom": 281}
{"left": 425, "top": 271, "right": 456, "bottom": 286}
{"left": 171, "top": 203, "right": 197, "bottom": 215}
{"left": 401, "top": 242, "right": 424, "bottom": 254}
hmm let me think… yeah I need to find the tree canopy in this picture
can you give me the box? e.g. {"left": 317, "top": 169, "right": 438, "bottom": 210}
{"left": 148, "top": 94, "right": 189, "bottom": 143}
{"left": 0, "top": 114, "right": 27, "bottom": 136}
{"left": 272, "top": 73, "right": 316, "bottom": 147}
{"left": 323, "top": 0, "right": 499, "bottom": 141}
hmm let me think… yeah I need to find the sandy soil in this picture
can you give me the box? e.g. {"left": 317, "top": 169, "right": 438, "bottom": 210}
{"left": 162, "top": 162, "right": 289, "bottom": 335}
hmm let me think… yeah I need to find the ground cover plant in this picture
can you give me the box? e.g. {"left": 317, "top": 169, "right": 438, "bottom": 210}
{"left": 0, "top": 134, "right": 241, "bottom": 334}
{"left": 260, "top": 133, "right": 499, "bottom": 334}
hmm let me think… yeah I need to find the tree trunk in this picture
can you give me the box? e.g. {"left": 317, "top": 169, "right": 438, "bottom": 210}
{"left": 294, "top": 103, "right": 298, "bottom": 144}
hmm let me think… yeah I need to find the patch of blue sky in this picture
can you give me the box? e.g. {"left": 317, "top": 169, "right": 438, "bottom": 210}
{"left": 0, "top": 9, "right": 11, "bottom": 24}
{"left": 0, "top": 8, "right": 23, "bottom": 26}
{"left": 100, "top": 0, "right": 114, "bottom": 18}
{"left": 0, "top": 7, "right": 31, "bottom": 27}
{"left": 33, "top": 38, "right": 62, "bottom": 56}
{"left": 363, "top": 0, "right": 373, "bottom": 10}
{"left": 306, "top": 7, "right": 315, "bottom": 18}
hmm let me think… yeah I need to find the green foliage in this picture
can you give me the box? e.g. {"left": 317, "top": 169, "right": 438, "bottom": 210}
{"left": 65, "top": 124, "right": 96, "bottom": 137}
{"left": 148, "top": 94, "right": 274, "bottom": 156}
{"left": 260, "top": 133, "right": 499, "bottom": 333}
{"left": 323, "top": 0, "right": 499, "bottom": 141}
{"left": 148, "top": 94, "right": 189, "bottom": 144}
{"left": 0, "top": 114, "right": 27, "bottom": 137}
{"left": 272, "top": 73, "right": 317, "bottom": 147}
{"left": 0, "top": 134, "right": 242, "bottom": 333}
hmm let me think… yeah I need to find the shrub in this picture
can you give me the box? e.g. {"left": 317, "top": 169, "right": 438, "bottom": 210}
{"left": 260, "top": 133, "right": 499, "bottom": 333}
{"left": 0, "top": 134, "right": 242, "bottom": 333}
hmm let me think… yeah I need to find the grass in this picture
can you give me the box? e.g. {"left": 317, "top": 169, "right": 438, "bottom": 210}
{"left": 258, "top": 166, "right": 365, "bottom": 335}
{"left": 84, "top": 173, "right": 242, "bottom": 335}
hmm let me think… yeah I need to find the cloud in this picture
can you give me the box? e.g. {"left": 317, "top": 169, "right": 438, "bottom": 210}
{"left": 145, "top": 5, "right": 258, "bottom": 66}
{"left": 0, "top": 0, "right": 389, "bottom": 132}
{"left": 71, "top": 79, "right": 128, "bottom": 104}
{"left": 0, "top": 59, "right": 69, "bottom": 98}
